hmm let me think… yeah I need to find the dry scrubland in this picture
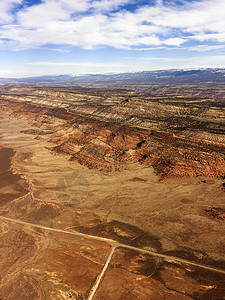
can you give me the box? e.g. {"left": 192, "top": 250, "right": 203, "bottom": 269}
{"left": 0, "top": 83, "right": 225, "bottom": 299}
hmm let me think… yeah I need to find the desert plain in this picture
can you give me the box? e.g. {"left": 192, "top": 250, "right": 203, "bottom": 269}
{"left": 0, "top": 79, "right": 225, "bottom": 299}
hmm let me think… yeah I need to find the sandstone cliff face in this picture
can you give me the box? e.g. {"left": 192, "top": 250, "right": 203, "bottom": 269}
{"left": 0, "top": 85, "right": 225, "bottom": 179}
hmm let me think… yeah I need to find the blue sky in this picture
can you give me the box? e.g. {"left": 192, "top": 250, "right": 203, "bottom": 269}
{"left": 0, "top": 0, "right": 225, "bottom": 77}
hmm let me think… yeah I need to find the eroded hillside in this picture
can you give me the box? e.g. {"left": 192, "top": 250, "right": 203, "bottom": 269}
{"left": 1, "top": 84, "right": 225, "bottom": 179}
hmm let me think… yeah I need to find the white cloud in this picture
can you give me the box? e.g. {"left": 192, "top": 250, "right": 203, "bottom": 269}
{"left": 17, "top": 2, "right": 69, "bottom": 28}
{"left": 91, "top": 0, "right": 132, "bottom": 12}
{"left": 194, "top": 32, "right": 225, "bottom": 43}
{"left": 60, "top": 0, "right": 89, "bottom": 11}
{"left": 1, "top": 0, "right": 225, "bottom": 50}
{"left": 27, "top": 61, "right": 122, "bottom": 67}
{"left": 187, "top": 44, "right": 225, "bottom": 52}
{"left": 0, "top": 0, "right": 22, "bottom": 24}
{"left": 128, "top": 54, "right": 225, "bottom": 69}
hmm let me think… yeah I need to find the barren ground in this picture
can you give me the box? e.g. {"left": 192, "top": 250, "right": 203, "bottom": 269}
{"left": 0, "top": 85, "right": 225, "bottom": 299}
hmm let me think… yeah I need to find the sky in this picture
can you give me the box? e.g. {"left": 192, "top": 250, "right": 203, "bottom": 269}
{"left": 0, "top": 0, "right": 225, "bottom": 77}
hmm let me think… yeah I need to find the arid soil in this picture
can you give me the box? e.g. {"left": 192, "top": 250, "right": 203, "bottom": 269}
{"left": 0, "top": 84, "right": 225, "bottom": 299}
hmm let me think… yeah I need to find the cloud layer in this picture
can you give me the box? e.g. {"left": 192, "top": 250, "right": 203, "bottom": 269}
{"left": 0, "top": 0, "right": 225, "bottom": 50}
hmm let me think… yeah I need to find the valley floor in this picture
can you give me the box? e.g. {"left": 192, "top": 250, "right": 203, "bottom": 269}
{"left": 0, "top": 114, "right": 225, "bottom": 299}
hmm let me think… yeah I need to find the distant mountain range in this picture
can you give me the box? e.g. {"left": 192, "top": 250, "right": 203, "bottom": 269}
{"left": 1, "top": 68, "right": 225, "bottom": 85}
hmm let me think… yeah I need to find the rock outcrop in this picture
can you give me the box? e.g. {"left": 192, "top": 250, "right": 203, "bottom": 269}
{"left": 0, "top": 84, "right": 225, "bottom": 179}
